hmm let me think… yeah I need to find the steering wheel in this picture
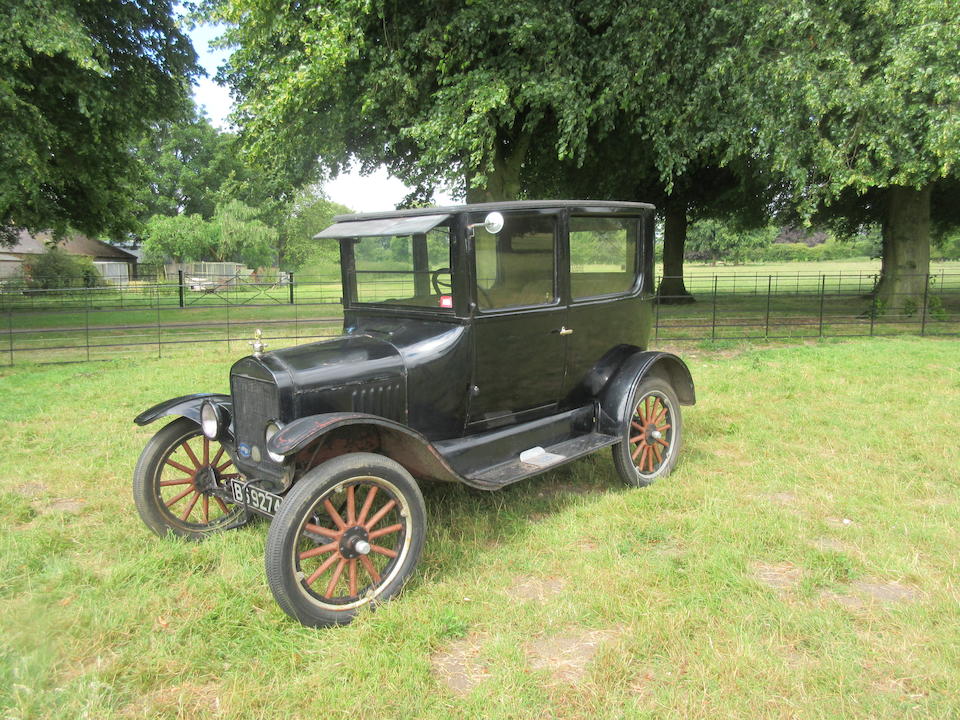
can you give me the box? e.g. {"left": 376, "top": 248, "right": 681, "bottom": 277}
{"left": 431, "top": 267, "right": 452, "bottom": 294}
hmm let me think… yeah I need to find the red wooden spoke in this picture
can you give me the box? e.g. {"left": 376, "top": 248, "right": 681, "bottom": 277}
{"left": 203, "top": 495, "right": 210, "bottom": 523}
{"left": 305, "top": 552, "right": 340, "bottom": 586}
{"left": 632, "top": 442, "right": 645, "bottom": 461}
{"left": 364, "top": 499, "right": 397, "bottom": 531}
{"left": 630, "top": 434, "right": 644, "bottom": 444}
{"left": 656, "top": 423, "right": 672, "bottom": 432}
{"left": 165, "top": 486, "right": 195, "bottom": 507}
{"left": 643, "top": 397, "right": 651, "bottom": 421}
{"left": 181, "top": 440, "right": 202, "bottom": 469}
{"left": 325, "top": 558, "right": 347, "bottom": 598}
{"left": 299, "top": 541, "right": 338, "bottom": 561}
{"left": 349, "top": 559, "right": 358, "bottom": 597}
{"left": 357, "top": 485, "right": 379, "bottom": 525}
{"left": 216, "top": 460, "right": 233, "bottom": 472}
{"left": 652, "top": 445, "right": 663, "bottom": 465}
{"left": 360, "top": 555, "right": 381, "bottom": 584}
{"left": 647, "top": 449, "right": 655, "bottom": 473}
{"left": 368, "top": 523, "right": 403, "bottom": 540}
{"left": 346, "top": 485, "right": 356, "bottom": 525}
{"left": 203, "top": 437, "right": 210, "bottom": 466}
{"left": 180, "top": 491, "right": 201, "bottom": 521}
{"left": 165, "top": 458, "right": 195, "bottom": 475}
{"left": 653, "top": 407, "right": 668, "bottom": 426}
{"left": 369, "top": 544, "right": 397, "bottom": 558}
{"left": 305, "top": 522, "right": 340, "bottom": 538}
{"left": 211, "top": 445, "right": 225, "bottom": 467}
{"left": 656, "top": 438, "right": 670, "bottom": 448}
{"left": 159, "top": 477, "right": 193, "bottom": 487}
{"left": 323, "top": 499, "right": 347, "bottom": 530}
{"left": 214, "top": 496, "right": 230, "bottom": 514}
{"left": 631, "top": 420, "right": 645, "bottom": 433}
{"left": 637, "top": 445, "right": 650, "bottom": 470}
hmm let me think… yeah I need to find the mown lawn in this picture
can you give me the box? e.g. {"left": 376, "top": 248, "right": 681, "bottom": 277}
{"left": 1, "top": 336, "right": 958, "bottom": 719}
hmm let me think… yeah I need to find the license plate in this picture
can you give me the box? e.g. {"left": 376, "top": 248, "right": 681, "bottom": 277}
{"left": 224, "top": 480, "right": 283, "bottom": 516}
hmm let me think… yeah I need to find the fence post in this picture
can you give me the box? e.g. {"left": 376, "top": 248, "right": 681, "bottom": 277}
{"left": 289, "top": 272, "right": 295, "bottom": 305}
{"left": 6, "top": 310, "right": 12, "bottom": 366}
{"left": 818, "top": 275, "right": 826, "bottom": 337}
{"left": 85, "top": 305, "right": 91, "bottom": 362}
{"left": 178, "top": 270, "right": 185, "bottom": 308}
{"left": 711, "top": 275, "right": 718, "bottom": 341}
{"left": 920, "top": 273, "right": 930, "bottom": 336}
{"left": 870, "top": 275, "right": 877, "bottom": 337}
{"left": 764, "top": 275, "right": 772, "bottom": 339}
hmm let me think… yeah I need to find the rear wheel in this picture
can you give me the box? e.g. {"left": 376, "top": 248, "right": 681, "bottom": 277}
{"left": 133, "top": 417, "right": 244, "bottom": 539}
{"left": 612, "top": 376, "right": 683, "bottom": 487}
{"left": 264, "top": 453, "right": 426, "bottom": 627}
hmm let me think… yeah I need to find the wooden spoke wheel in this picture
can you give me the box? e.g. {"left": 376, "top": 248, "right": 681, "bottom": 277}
{"left": 133, "top": 417, "right": 244, "bottom": 538}
{"left": 265, "top": 453, "right": 426, "bottom": 627}
{"left": 612, "top": 376, "right": 683, "bottom": 487}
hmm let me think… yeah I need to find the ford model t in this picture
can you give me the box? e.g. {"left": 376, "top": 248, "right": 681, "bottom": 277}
{"left": 133, "top": 200, "right": 695, "bottom": 627}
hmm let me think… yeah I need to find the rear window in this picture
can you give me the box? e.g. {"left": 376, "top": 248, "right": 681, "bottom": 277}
{"left": 569, "top": 216, "right": 639, "bottom": 299}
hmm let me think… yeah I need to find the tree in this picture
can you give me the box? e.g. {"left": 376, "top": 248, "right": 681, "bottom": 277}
{"left": 732, "top": 1, "right": 960, "bottom": 312}
{"left": 141, "top": 213, "right": 217, "bottom": 263}
{"left": 213, "top": 200, "right": 276, "bottom": 269}
{"left": 279, "top": 189, "right": 351, "bottom": 272}
{"left": 1, "top": 0, "right": 199, "bottom": 244}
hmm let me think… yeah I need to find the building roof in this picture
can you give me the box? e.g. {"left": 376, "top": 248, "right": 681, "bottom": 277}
{"left": 9, "top": 230, "right": 137, "bottom": 261}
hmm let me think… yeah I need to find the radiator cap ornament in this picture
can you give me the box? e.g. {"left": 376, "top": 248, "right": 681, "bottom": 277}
{"left": 249, "top": 328, "right": 267, "bottom": 357}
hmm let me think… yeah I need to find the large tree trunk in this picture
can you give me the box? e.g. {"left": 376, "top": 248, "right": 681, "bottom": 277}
{"left": 465, "top": 131, "right": 530, "bottom": 203}
{"left": 874, "top": 185, "right": 931, "bottom": 316}
{"left": 658, "top": 205, "right": 695, "bottom": 304}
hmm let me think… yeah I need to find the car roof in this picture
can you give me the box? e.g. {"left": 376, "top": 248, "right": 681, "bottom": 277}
{"left": 331, "top": 199, "right": 655, "bottom": 223}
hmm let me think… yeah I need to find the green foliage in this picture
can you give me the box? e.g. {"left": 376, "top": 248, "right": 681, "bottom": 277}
{"left": 279, "top": 189, "right": 351, "bottom": 272}
{"left": 21, "top": 246, "right": 102, "bottom": 289}
{"left": 685, "top": 221, "right": 776, "bottom": 265}
{"left": 213, "top": 200, "right": 277, "bottom": 269}
{"left": 141, "top": 213, "right": 217, "bottom": 263}
{"left": 0, "top": 0, "right": 199, "bottom": 243}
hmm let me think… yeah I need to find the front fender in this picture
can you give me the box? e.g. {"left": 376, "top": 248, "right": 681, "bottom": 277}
{"left": 597, "top": 352, "right": 695, "bottom": 435}
{"left": 133, "top": 393, "right": 231, "bottom": 427}
{"left": 268, "top": 412, "right": 465, "bottom": 485}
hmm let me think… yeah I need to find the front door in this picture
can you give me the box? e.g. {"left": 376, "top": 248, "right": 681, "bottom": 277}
{"left": 467, "top": 212, "right": 568, "bottom": 429}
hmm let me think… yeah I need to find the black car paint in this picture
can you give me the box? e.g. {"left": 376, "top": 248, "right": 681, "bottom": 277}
{"left": 135, "top": 200, "right": 694, "bottom": 493}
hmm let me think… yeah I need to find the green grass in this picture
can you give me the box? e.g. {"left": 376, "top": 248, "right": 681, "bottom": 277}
{"left": 2, "top": 336, "right": 959, "bottom": 718}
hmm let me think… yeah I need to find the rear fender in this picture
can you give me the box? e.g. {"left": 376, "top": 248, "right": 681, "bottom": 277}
{"left": 597, "top": 352, "right": 695, "bottom": 435}
{"left": 269, "top": 413, "right": 464, "bottom": 484}
{"left": 134, "top": 393, "right": 231, "bottom": 427}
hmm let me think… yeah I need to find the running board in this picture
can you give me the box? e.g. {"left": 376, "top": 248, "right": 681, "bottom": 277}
{"left": 465, "top": 432, "right": 619, "bottom": 489}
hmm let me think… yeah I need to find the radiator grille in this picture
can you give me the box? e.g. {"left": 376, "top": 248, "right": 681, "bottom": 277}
{"left": 351, "top": 382, "right": 403, "bottom": 421}
{"left": 231, "top": 374, "right": 280, "bottom": 450}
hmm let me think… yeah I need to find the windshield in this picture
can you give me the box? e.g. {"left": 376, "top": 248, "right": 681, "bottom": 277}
{"left": 349, "top": 225, "right": 453, "bottom": 310}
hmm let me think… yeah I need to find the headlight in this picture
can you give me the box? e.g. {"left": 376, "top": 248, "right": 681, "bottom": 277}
{"left": 265, "top": 421, "right": 285, "bottom": 463}
{"left": 200, "top": 400, "right": 223, "bottom": 440}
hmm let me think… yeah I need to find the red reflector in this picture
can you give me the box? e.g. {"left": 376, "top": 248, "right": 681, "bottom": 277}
{"left": 439, "top": 295, "right": 453, "bottom": 308}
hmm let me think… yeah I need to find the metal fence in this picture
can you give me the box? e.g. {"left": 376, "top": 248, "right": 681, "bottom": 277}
{"left": 1, "top": 270, "right": 957, "bottom": 365}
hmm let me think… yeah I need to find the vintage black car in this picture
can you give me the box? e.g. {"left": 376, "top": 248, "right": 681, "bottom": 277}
{"left": 133, "top": 200, "right": 695, "bottom": 627}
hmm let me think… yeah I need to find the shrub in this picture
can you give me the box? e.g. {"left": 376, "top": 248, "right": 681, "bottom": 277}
{"left": 22, "top": 247, "right": 102, "bottom": 289}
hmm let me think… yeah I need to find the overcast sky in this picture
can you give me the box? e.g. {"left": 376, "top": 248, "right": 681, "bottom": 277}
{"left": 188, "top": 23, "right": 455, "bottom": 213}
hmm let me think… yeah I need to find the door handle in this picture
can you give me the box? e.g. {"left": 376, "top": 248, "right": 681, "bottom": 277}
{"left": 557, "top": 326, "right": 574, "bottom": 336}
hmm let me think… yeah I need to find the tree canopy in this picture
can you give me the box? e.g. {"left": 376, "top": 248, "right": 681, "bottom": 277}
{"left": 1, "top": 0, "right": 200, "bottom": 244}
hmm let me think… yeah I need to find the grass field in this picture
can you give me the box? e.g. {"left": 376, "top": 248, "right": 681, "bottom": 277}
{"left": 2, "top": 336, "right": 959, "bottom": 718}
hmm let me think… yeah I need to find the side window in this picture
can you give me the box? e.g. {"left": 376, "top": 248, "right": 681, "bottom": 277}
{"left": 569, "top": 216, "right": 639, "bottom": 300}
{"left": 475, "top": 215, "right": 557, "bottom": 310}
{"left": 351, "top": 226, "right": 453, "bottom": 308}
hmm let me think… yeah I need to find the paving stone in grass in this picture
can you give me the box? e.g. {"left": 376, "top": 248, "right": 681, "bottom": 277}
{"left": 525, "top": 626, "right": 623, "bottom": 684}
{"left": 750, "top": 561, "right": 803, "bottom": 590}
{"left": 508, "top": 575, "right": 566, "bottom": 602}
{"left": 431, "top": 633, "right": 490, "bottom": 696}
{"left": 37, "top": 498, "right": 85, "bottom": 514}
{"left": 14, "top": 482, "right": 45, "bottom": 497}
{"left": 822, "top": 579, "right": 919, "bottom": 609}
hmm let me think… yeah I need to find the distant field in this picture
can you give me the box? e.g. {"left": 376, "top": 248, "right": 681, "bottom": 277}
{"left": 2, "top": 336, "right": 959, "bottom": 718}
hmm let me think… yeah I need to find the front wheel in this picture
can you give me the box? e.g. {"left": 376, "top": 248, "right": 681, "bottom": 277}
{"left": 264, "top": 453, "right": 426, "bottom": 627}
{"left": 612, "top": 376, "right": 683, "bottom": 487}
{"left": 133, "top": 417, "right": 245, "bottom": 539}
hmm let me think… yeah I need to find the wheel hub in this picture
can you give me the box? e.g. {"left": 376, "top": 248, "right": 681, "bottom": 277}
{"left": 339, "top": 525, "right": 372, "bottom": 559}
{"left": 192, "top": 465, "right": 218, "bottom": 493}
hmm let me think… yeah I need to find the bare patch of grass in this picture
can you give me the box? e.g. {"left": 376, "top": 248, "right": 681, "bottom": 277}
{"left": 525, "top": 626, "right": 624, "bottom": 684}
{"left": 430, "top": 632, "right": 490, "bottom": 696}
{"left": 507, "top": 575, "right": 566, "bottom": 602}
{"left": 750, "top": 561, "right": 803, "bottom": 591}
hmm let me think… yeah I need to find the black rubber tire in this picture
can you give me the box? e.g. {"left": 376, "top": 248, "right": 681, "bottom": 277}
{"left": 133, "top": 417, "right": 244, "bottom": 539}
{"left": 611, "top": 376, "right": 683, "bottom": 487}
{"left": 264, "top": 452, "right": 426, "bottom": 628}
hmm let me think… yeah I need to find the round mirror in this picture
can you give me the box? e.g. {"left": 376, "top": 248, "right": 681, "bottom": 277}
{"left": 483, "top": 211, "right": 504, "bottom": 235}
